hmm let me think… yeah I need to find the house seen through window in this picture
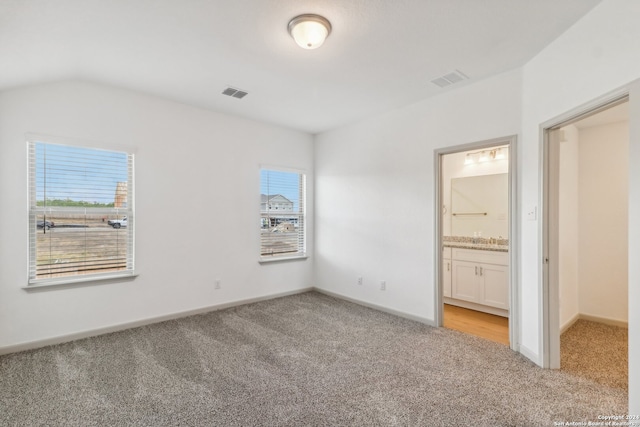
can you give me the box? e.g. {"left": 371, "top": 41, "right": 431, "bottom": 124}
{"left": 260, "top": 169, "right": 305, "bottom": 259}
{"left": 28, "top": 141, "right": 134, "bottom": 284}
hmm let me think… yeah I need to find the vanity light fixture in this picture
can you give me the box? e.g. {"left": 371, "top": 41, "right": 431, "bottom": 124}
{"left": 288, "top": 14, "right": 332, "bottom": 49}
{"left": 464, "top": 148, "right": 507, "bottom": 165}
{"left": 464, "top": 153, "right": 474, "bottom": 165}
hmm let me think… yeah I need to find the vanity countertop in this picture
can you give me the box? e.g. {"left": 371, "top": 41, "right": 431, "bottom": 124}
{"left": 443, "top": 236, "right": 509, "bottom": 252}
{"left": 443, "top": 241, "right": 508, "bottom": 252}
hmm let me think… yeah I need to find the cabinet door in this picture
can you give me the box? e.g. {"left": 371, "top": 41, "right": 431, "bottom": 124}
{"left": 479, "top": 263, "right": 509, "bottom": 309}
{"left": 451, "top": 260, "right": 478, "bottom": 303}
{"left": 443, "top": 259, "right": 452, "bottom": 297}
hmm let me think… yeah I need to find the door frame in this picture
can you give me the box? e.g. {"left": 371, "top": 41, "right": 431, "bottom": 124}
{"left": 540, "top": 90, "right": 630, "bottom": 368}
{"left": 434, "top": 135, "right": 519, "bottom": 351}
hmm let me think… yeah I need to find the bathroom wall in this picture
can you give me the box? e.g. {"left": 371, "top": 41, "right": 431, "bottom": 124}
{"left": 442, "top": 149, "right": 509, "bottom": 237}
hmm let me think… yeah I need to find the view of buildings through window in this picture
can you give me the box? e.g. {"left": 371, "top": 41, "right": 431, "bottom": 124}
{"left": 260, "top": 169, "right": 305, "bottom": 258}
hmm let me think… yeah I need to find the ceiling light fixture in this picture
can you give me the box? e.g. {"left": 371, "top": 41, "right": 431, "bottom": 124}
{"left": 288, "top": 14, "right": 332, "bottom": 50}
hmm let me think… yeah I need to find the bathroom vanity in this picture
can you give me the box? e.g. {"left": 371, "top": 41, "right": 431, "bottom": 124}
{"left": 443, "top": 172, "right": 510, "bottom": 317}
{"left": 443, "top": 239, "right": 509, "bottom": 317}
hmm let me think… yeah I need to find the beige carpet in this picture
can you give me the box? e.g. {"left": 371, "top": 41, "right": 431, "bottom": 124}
{"left": 0, "top": 292, "right": 628, "bottom": 426}
{"left": 561, "top": 319, "right": 628, "bottom": 391}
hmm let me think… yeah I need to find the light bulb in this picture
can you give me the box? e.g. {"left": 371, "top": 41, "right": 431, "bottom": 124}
{"left": 288, "top": 15, "right": 332, "bottom": 50}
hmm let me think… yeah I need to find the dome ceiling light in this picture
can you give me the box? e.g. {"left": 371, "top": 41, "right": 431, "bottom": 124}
{"left": 288, "top": 14, "right": 332, "bottom": 50}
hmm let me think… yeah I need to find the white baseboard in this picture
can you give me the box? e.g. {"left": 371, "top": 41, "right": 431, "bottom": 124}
{"left": 560, "top": 313, "right": 580, "bottom": 334}
{"left": 0, "top": 287, "right": 314, "bottom": 356}
{"left": 576, "top": 313, "right": 628, "bottom": 329}
{"left": 313, "top": 288, "right": 437, "bottom": 327}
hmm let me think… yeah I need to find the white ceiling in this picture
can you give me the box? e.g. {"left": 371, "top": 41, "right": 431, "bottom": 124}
{"left": 0, "top": 0, "right": 602, "bottom": 134}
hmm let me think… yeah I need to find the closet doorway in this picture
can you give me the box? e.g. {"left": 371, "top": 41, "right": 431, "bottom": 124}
{"left": 435, "top": 136, "right": 518, "bottom": 349}
{"left": 543, "top": 98, "right": 628, "bottom": 389}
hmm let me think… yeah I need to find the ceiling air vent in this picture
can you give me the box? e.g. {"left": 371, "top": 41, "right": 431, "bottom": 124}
{"left": 222, "top": 87, "right": 248, "bottom": 99}
{"left": 431, "top": 70, "right": 469, "bottom": 88}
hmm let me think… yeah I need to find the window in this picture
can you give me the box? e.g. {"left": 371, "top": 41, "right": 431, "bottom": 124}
{"left": 260, "top": 169, "right": 305, "bottom": 260}
{"left": 28, "top": 141, "right": 134, "bottom": 285}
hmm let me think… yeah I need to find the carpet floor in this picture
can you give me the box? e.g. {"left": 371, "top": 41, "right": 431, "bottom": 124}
{"left": 561, "top": 319, "right": 628, "bottom": 392}
{"left": 0, "top": 292, "right": 628, "bottom": 426}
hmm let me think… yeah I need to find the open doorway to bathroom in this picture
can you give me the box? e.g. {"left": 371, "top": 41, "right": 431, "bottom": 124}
{"left": 435, "top": 136, "right": 517, "bottom": 348}
{"left": 544, "top": 98, "right": 628, "bottom": 390}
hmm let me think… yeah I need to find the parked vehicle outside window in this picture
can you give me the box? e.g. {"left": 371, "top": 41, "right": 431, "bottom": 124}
{"left": 108, "top": 216, "right": 128, "bottom": 229}
{"left": 36, "top": 220, "right": 55, "bottom": 229}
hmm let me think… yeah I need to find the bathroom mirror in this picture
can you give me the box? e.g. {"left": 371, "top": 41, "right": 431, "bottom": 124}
{"left": 451, "top": 173, "right": 508, "bottom": 238}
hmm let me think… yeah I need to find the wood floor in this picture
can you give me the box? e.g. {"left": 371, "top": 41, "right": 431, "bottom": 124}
{"left": 443, "top": 304, "right": 509, "bottom": 345}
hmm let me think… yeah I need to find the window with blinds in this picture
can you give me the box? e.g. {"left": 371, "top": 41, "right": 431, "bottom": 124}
{"left": 28, "top": 141, "right": 135, "bottom": 285}
{"left": 260, "top": 169, "right": 305, "bottom": 259}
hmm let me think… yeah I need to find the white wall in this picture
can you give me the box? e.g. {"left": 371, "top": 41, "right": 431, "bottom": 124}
{"left": 558, "top": 121, "right": 629, "bottom": 329}
{"left": 442, "top": 149, "right": 509, "bottom": 237}
{"left": 558, "top": 125, "right": 580, "bottom": 329}
{"left": 314, "top": 69, "right": 521, "bottom": 323}
{"left": 0, "top": 81, "right": 314, "bottom": 350}
{"left": 521, "top": 0, "right": 640, "bottom": 411}
{"left": 578, "top": 121, "right": 628, "bottom": 322}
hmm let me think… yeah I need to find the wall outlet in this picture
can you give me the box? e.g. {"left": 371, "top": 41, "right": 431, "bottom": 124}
{"left": 215, "top": 279, "right": 221, "bottom": 290}
{"left": 357, "top": 277, "right": 363, "bottom": 285}
{"left": 527, "top": 206, "right": 537, "bottom": 221}
{"left": 380, "top": 280, "right": 386, "bottom": 291}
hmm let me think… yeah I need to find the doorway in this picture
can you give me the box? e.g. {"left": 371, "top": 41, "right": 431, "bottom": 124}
{"left": 435, "top": 136, "right": 518, "bottom": 350}
{"left": 543, "top": 98, "right": 629, "bottom": 383}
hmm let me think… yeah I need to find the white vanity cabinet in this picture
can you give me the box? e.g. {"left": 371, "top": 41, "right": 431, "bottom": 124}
{"left": 448, "top": 247, "right": 509, "bottom": 314}
{"left": 443, "top": 247, "right": 452, "bottom": 297}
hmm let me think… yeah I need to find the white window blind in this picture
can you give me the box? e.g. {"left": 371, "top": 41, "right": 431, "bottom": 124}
{"left": 28, "top": 141, "right": 134, "bottom": 284}
{"left": 260, "top": 169, "right": 305, "bottom": 259}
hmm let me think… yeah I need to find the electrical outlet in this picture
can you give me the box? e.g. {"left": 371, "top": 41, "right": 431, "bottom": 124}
{"left": 380, "top": 280, "right": 386, "bottom": 291}
{"left": 215, "top": 279, "right": 221, "bottom": 290}
{"left": 357, "top": 277, "right": 363, "bottom": 285}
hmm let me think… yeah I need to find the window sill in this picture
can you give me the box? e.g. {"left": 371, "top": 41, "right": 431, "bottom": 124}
{"left": 259, "top": 254, "right": 308, "bottom": 264}
{"left": 24, "top": 271, "right": 138, "bottom": 290}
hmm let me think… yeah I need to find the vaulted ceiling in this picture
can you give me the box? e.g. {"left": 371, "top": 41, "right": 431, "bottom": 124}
{"left": 0, "top": 0, "right": 602, "bottom": 133}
